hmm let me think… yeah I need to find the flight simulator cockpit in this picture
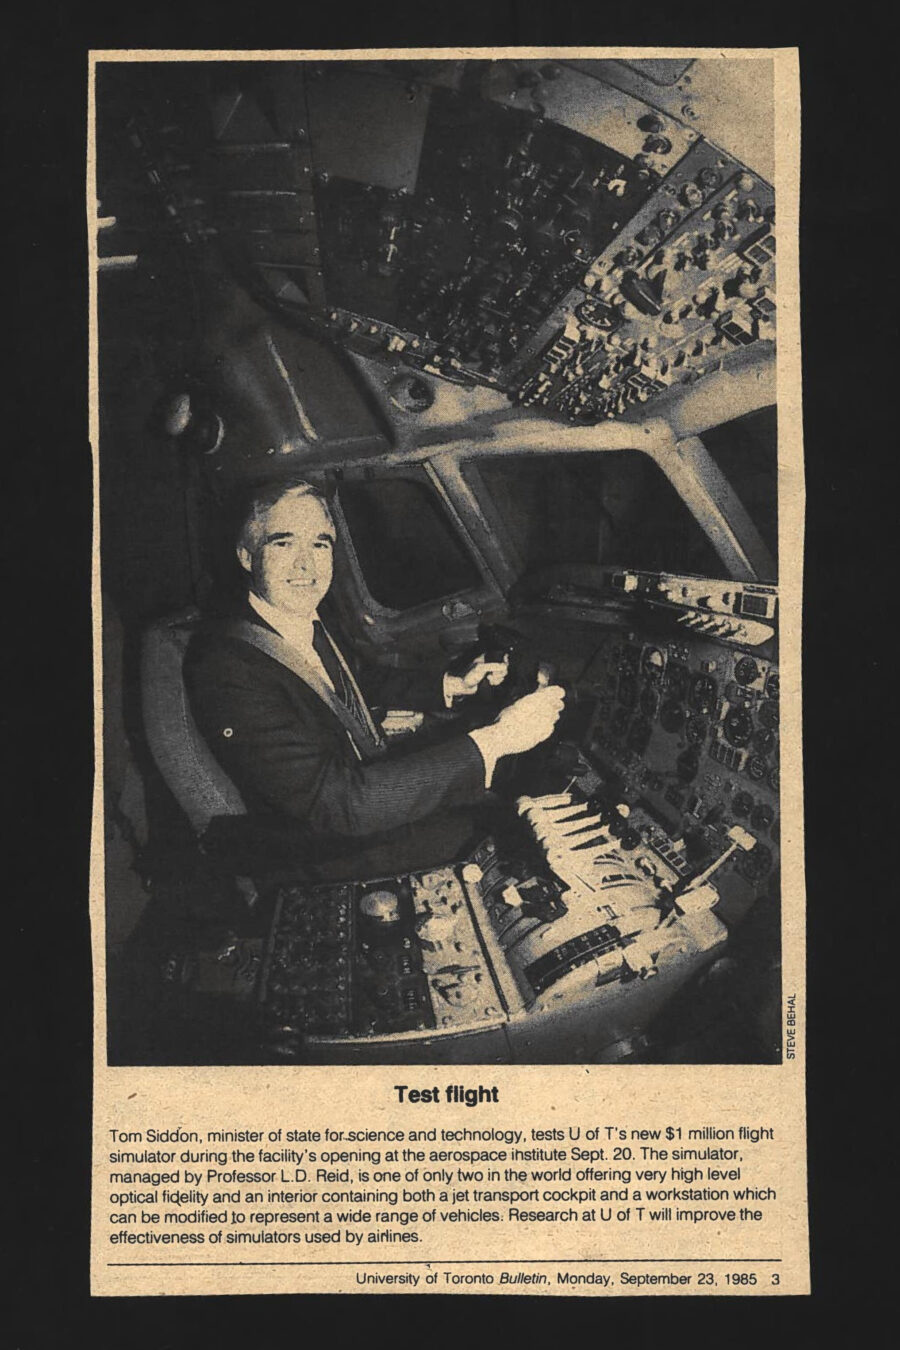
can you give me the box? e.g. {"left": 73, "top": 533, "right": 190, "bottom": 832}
{"left": 96, "top": 56, "right": 782, "bottom": 1068}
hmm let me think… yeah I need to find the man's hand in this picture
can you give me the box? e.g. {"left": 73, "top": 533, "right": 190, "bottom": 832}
{"left": 468, "top": 684, "right": 566, "bottom": 787}
{"left": 490, "top": 684, "right": 566, "bottom": 754}
{"left": 444, "top": 652, "right": 509, "bottom": 704}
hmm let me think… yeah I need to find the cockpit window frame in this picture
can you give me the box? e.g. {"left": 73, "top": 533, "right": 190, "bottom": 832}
{"left": 440, "top": 427, "right": 776, "bottom": 586}
{"left": 327, "top": 461, "right": 508, "bottom": 644}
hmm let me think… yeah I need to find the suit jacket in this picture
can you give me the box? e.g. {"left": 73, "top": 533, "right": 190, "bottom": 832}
{"left": 182, "top": 603, "right": 491, "bottom": 881}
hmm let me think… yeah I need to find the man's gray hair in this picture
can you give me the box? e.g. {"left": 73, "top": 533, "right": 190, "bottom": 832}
{"left": 237, "top": 477, "right": 334, "bottom": 553}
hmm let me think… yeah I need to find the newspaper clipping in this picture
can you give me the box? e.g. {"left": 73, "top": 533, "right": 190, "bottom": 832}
{"left": 89, "top": 46, "right": 808, "bottom": 1296}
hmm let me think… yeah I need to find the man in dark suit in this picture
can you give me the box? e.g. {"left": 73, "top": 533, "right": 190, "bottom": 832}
{"left": 184, "top": 478, "right": 565, "bottom": 881}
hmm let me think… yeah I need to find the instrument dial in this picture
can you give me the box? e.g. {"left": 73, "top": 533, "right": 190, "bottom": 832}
{"left": 750, "top": 803, "right": 775, "bottom": 833}
{"left": 753, "top": 727, "right": 776, "bottom": 756}
{"left": 734, "top": 656, "right": 759, "bottom": 686}
{"left": 686, "top": 714, "right": 708, "bottom": 745}
{"left": 724, "top": 706, "right": 754, "bottom": 747}
{"left": 612, "top": 707, "right": 631, "bottom": 738}
{"left": 660, "top": 700, "right": 685, "bottom": 733}
{"left": 677, "top": 748, "right": 701, "bottom": 783}
{"left": 758, "top": 699, "right": 780, "bottom": 730}
{"left": 690, "top": 674, "right": 718, "bottom": 715}
{"left": 665, "top": 663, "right": 689, "bottom": 697}
{"left": 627, "top": 718, "right": 653, "bottom": 755}
{"left": 737, "top": 843, "right": 773, "bottom": 883}
{"left": 747, "top": 755, "right": 767, "bottom": 781}
{"left": 640, "top": 686, "right": 660, "bottom": 719}
{"left": 618, "top": 645, "right": 640, "bottom": 674}
{"left": 618, "top": 675, "right": 638, "bottom": 708}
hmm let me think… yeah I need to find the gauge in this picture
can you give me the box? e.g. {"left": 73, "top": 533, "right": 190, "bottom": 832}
{"left": 732, "top": 791, "right": 754, "bottom": 817}
{"left": 758, "top": 699, "right": 780, "bottom": 729}
{"left": 734, "top": 656, "right": 759, "bottom": 686}
{"left": 767, "top": 764, "right": 780, "bottom": 791}
{"left": 724, "top": 707, "right": 754, "bottom": 747}
{"left": 677, "top": 748, "right": 700, "bottom": 782}
{"left": 640, "top": 686, "right": 660, "bottom": 719}
{"left": 750, "top": 803, "right": 775, "bottom": 832}
{"left": 690, "top": 674, "right": 718, "bottom": 714}
{"left": 618, "top": 645, "right": 640, "bottom": 674}
{"left": 737, "top": 843, "right": 773, "bottom": 883}
{"left": 686, "top": 715, "right": 709, "bottom": 745}
{"left": 753, "top": 727, "right": 776, "bottom": 756}
{"left": 765, "top": 671, "right": 779, "bottom": 699}
{"left": 627, "top": 718, "right": 652, "bottom": 755}
{"left": 642, "top": 647, "right": 665, "bottom": 681}
{"left": 747, "top": 755, "right": 767, "bottom": 781}
{"left": 727, "top": 682, "right": 753, "bottom": 706}
{"left": 660, "top": 700, "right": 686, "bottom": 733}
{"left": 665, "top": 663, "right": 689, "bottom": 697}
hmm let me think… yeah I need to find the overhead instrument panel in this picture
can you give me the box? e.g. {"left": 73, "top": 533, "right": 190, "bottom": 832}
{"left": 312, "top": 85, "right": 655, "bottom": 381}
{"left": 96, "top": 58, "right": 776, "bottom": 426}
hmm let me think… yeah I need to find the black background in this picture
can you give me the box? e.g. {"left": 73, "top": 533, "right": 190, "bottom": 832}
{"left": 9, "top": 3, "right": 886, "bottom": 1338}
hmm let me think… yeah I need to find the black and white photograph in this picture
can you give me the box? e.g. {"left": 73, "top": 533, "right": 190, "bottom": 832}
{"left": 96, "top": 53, "right": 785, "bottom": 1069}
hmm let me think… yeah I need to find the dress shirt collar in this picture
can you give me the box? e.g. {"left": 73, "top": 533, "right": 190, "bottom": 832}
{"left": 248, "top": 590, "right": 318, "bottom": 654}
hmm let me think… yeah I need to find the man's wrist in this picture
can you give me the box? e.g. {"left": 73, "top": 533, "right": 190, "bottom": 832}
{"left": 467, "top": 726, "right": 500, "bottom": 790}
{"left": 443, "top": 672, "right": 462, "bottom": 707}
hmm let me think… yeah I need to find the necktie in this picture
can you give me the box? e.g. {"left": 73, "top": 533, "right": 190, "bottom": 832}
{"left": 312, "top": 621, "right": 376, "bottom": 744}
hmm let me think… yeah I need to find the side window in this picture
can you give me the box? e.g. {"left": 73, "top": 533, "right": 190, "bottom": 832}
{"left": 700, "top": 407, "right": 778, "bottom": 579}
{"left": 466, "top": 450, "right": 723, "bottom": 579}
{"left": 337, "top": 475, "right": 483, "bottom": 610}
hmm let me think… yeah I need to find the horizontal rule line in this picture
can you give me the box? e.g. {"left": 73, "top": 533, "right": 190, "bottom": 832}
{"left": 108, "top": 1258, "right": 782, "bottom": 1267}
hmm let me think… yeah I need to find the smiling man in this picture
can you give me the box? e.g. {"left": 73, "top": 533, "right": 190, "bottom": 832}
{"left": 184, "top": 478, "right": 565, "bottom": 880}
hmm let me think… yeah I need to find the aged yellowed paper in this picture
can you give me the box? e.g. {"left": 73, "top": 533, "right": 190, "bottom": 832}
{"left": 89, "top": 47, "right": 807, "bottom": 1296}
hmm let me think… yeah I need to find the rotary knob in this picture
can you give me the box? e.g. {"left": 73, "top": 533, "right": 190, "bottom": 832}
{"left": 637, "top": 112, "right": 665, "bottom": 133}
{"left": 359, "top": 890, "right": 401, "bottom": 923}
{"left": 679, "top": 182, "right": 704, "bottom": 209}
{"left": 636, "top": 223, "right": 662, "bottom": 249}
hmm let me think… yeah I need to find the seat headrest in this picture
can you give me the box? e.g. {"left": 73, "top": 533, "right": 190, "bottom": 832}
{"left": 140, "top": 609, "right": 246, "bottom": 833}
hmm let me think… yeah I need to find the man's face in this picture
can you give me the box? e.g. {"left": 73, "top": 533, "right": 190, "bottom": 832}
{"left": 238, "top": 491, "right": 335, "bottom": 619}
